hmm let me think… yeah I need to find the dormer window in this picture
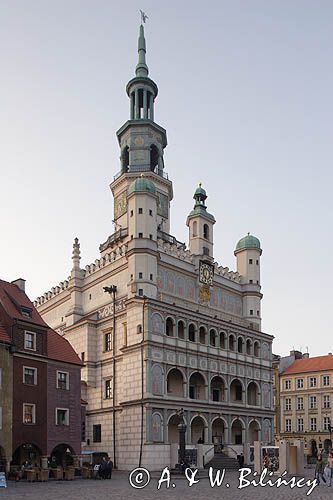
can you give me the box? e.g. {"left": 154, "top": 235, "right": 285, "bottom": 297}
{"left": 24, "top": 331, "right": 36, "bottom": 351}
{"left": 21, "top": 307, "right": 32, "bottom": 318}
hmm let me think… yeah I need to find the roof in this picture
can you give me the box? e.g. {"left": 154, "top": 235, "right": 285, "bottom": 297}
{"left": 0, "top": 278, "right": 81, "bottom": 366}
{"left": 235, "top": 233, "right": 261, "bottom": 253}
{"left": 0, "top": 320, "right": 10, "bottom": 344}
{"left": 0, "top": 279, "right": 48, "bottom": 327}
{"left": 283, "top": 355, "right": 333, "bottom": 375}
{"left": 47, "top": 329, "right": 82, "bottom": 366}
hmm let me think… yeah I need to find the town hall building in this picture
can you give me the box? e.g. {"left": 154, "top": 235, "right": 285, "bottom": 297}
{"left": 35, "top": 21, "right": 274, "bottom": 470}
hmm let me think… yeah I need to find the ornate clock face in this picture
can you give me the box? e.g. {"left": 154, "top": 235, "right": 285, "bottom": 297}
{"left": 114, "top": 191, "right": 127, "bottom": 220}
{"left": 199, "top": 260, "right": 214, "bottom": 285}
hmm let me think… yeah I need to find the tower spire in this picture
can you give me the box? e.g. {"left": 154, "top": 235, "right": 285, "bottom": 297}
{"left": 136, "top": 24, "right": 149, "bottom": 78}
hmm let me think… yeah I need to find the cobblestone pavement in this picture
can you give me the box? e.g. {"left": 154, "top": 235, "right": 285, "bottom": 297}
{"left": 1, "top": 468, "right": 333, "bottom": 500}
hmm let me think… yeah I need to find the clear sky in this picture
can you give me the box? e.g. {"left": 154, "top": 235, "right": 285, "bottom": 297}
{"left": 1, "top": 0, "right": 332, "bottom": 357}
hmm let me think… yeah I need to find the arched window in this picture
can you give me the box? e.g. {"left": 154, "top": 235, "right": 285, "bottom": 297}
{"left": 209, "top": 329, "right": 216, "bottom": 347}
{"left": 246, "top": 339, "right": 252, "bottom": 355}
{"left": 178, "top": 320, "right": 185, "bottom": 339}
{"left": 188, "top": 323, "right": 196, "bottom": 342}
{"left": 199, "top": 326, "right": 206, "bottom": 345}
{"left": 230, "top": 379, "right": 243, "bottom": 402}
{"left": 219, "top": 332, "right": 226, "bottom": 349}
{"left": 150, "top": 145, "right": 159, "bottom": 172}
{"left": 192, "top": 221, "right": 197, "bottom": 237}
{"left": 121, "top": 146, "right": 129, "bottom": 173}
{"left": 203, "top": 224, "right": 209, "bottom": 240}
{"left": 254, "top": 341, "right": 260, "bottom": 357}
{"left": 237, "top": 337, "right": 244, "bottom": 353}
{"left": 165, "top": 317, "right": 174, "bottom": 337}
{"left": 229, "top": 334, "right": 235, "bottom": 351}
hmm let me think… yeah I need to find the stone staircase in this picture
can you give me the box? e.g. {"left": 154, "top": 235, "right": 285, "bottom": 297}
{"left": 204, "top": 451, "right": 239, "bottom": 470}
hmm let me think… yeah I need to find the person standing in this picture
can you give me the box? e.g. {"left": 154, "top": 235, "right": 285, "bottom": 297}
{"left": 327, "top": 452, "right": 333, "bottom": 486}
{"left": 315, "top": 455, "right": 326, "bottom": 484}
{"left": 106, "top": 458, "right": 113, "bottom": 479}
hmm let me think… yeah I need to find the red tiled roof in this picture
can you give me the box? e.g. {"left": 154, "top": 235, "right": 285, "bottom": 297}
{"left": 283, "top": 355, "right": 333, "bottom": 375}
{"left": 47, "top": 329, "right": 82, "bottom": 366}
{"left": 0, "top": 320, "right": 10, "bottom": 344}
{"left": 0, "top": 279, "right": 48, "bottom": 327}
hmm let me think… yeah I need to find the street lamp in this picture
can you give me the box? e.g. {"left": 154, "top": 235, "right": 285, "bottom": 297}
{"left": 177, "top": 408, "right": 187, "bottom": 469}
{"left": 103, "top": 285, "right": 117, "bottom": 468}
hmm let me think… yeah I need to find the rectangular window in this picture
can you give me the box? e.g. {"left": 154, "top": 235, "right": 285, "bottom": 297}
{"left": 297, "top": 418, "right": 304, "bottom": 432}
{"left": 249, "top": 259, "right": 253, "bottom": 264}
{"left": 285, "top": 398, "right": 292, "bottom": 411}
{"left": 138, "top": 208, "right": 143, "bottom": 214}
{"left": 324, "top": 395, "right": 330, "bottom": 408}
{"left": 285, "top": 419, "right": 292, "bottom": 432}
{"left": 24, "top": 331, "right": 36, "bottom": 350}
{"left": 138, "top": 272, "right": 143, "bottom": 279}
{"left": 138, "top": 232, "right": 143, "bottom": 238}
{"left": 122, "top": 323, "right": 127, "bottom": 348}
{"left": 81, "top": 352, "right": 85, "bottom": 363}
{"left": 310, "top": 417, "right": 317, "bottom": 431}
{"left": 93, "top": 424, "right": 101, "bottom": 443}
{"left": 324, "top": 417, "right": 330, "bottom": 431}
{"left": 297, "top": 397, "right": 304, "bottom": 410}
{"left": 105, "top": 379, "right": 112, "bottom": 399}
{"left": 150, "top": 274, "right": 153, "bottom": 281}
{"left": 130, "top": 210, "right": 133, "bottom": 217}
{"left": 250, "top": 310, "right": 253, "bottom": 316}
{"left": 57, "top": 371, "right": 69, "bottom": 390}
{"left": 23, "top": 403, "right": 36, "bottom": 424}
{"left": 296, "top": 378, "right": 304, "bottom": 389}
{"left": 138, "top": 289, "right": 143, "bottom": 296}
{"left": 104, "top": 332, "right": 112, "bottom": 351}
{"left": 309, "top": 377, "right": 317, "bottom": 388}
{"left": 309, "top": 396, "right": 317, "bottom": 409}
{"left": 323, "top": 375, "right": 330, "bottom": 386}
{"left": 23, "top": 367, "right": 37, "bottom": 385}
{"left": 149, "top": 234, "right": 153, "bottom": 240}
{"left": 56, "top": 408, "right": 69, "bottom": 426}
{"left": 149, "top": 209, "right": 153, "bottom": 216}
{"left": 256, "top": 260, "right": 259, "bottom": 265}
{"left": 285, "top": 380, "right": 291, "bottom": 390}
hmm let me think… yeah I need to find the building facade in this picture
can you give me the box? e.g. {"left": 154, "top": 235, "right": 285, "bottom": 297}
{"left": 35, "top": 22, "right": 275, "bottom": 470}
{"left": 0, "top": 278, "right": 82, "bottom": 470}
{"left": 279, "top": 353, "right": 333, "bottom": 459}
{"left": 0, "top": 321, "right": 12, "bottom": 471}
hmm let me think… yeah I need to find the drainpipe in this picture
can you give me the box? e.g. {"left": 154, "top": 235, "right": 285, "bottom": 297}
{"left": 103, "top": 285, "right": 117, "bottom": 468}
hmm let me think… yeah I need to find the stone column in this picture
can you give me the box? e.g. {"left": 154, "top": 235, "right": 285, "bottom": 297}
{"left": 146, "top": 407, "right": 152, "bottom": 442}
{"left": 163, "top": 408, "right": 168, "bottom": 443}
{"left": 149, "top": 93, "right": 154, "bottom": 121}
{"left": 143, "top": 90, "right": 148, "bottom": 119}
{"left": 207, "top": 413, "right": 212, "bottom": 444}
{"left": 130, "top": 93, "right": 135, "bottom": 119}
{"left": 135, "top": 89, "right": 139, "bottom": 119}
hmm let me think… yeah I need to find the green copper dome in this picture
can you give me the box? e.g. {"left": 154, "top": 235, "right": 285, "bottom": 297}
{"left": 194, "top": 183, "right": 207, "bottom": 199}
{"left": 235, "top": 233, "right": 261, "bottom": 252}
{"left": 128, "top": 177, "right": 156, "bottom": 195}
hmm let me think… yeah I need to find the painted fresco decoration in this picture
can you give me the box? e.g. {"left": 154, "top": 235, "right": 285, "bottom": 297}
{"left": 113, "top": 191, "right": 127, "bottom": 220}
{"left": 156, "top": 191, "right": 169, "bottom": 219}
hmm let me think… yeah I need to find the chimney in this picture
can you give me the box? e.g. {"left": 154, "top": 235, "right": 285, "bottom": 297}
{"left": 302, "top": 353, "right": 310, "bottom": 359}
{"left": 11, "top": 278, "right": 26, "bottom": 292}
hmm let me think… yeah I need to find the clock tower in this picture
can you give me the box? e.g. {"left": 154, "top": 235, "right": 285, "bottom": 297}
{"left": 104, "top": 21, "right": 173, "bottom": 254}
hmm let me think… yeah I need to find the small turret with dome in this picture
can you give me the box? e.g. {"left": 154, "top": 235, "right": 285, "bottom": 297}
{"left": 234, "top": 232, "right": 262, "bottom": 326}
{"left": 186, "top": 183, "right": 215, "bottom": 259}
